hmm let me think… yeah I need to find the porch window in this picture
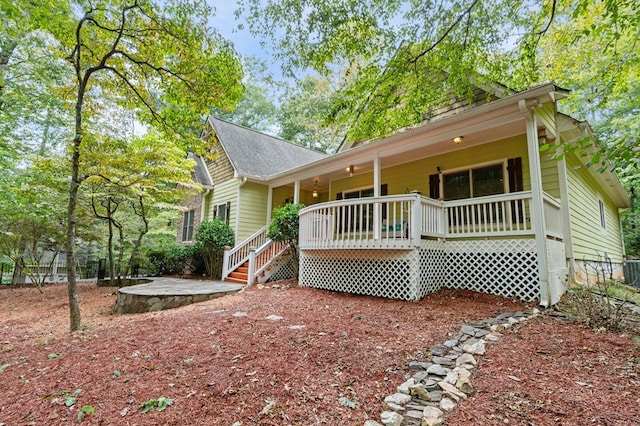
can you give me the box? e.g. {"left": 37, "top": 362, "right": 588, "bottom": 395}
{"left": 182, "top": 209, "right": 195, "bottom": 242}
{"left": 343, "top": 187, "right": 374, "bottom": 231}
{"left": 443, "top": 163, "right": 504, "bottom": 201}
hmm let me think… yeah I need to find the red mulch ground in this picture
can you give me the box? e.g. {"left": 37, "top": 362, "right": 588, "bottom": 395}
{"left": 0, "top": 281, "right": 638, "bottom": 425}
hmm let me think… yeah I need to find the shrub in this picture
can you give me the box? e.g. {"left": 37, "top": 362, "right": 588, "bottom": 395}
{"left": 195, "top": 219, "right": 234, "bottom": 278}
{"left": 267, "top": 203, "right": 304, "bottom": 278}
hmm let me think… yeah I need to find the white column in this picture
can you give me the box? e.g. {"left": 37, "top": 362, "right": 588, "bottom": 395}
{"left": 373, "top": 154, "right": 381, "bottom": 239}
{"left": 557, "top": 155, "right": 574, "bottom": 264}
{"left": 520, "top": 99, "right": 550, "bottom": 306}
{"left": 294, "top": 180, "right": 300, "bottom": 204}
{"left": 266, "top": 185, "right": 273, "bottom": 224}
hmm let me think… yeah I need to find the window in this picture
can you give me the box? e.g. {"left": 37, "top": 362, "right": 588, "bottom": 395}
{"left": 598, "top": 199, "right": 606, "bottom": 231}
{"left": 214, "top": 202, "right": 231, "bottom": 224}
{"left": 443, "top": 163, "right": 504, "bottom": 201}
{"left": 429, "top": 158, "right": 521, "bottom": 201}
{"left": 182, "top": 209, "right": 195, "bottom": 242}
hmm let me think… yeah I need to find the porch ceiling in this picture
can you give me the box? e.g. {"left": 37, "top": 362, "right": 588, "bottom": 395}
{"left": 292, "top": 115, "right": 526, "bottom": 192}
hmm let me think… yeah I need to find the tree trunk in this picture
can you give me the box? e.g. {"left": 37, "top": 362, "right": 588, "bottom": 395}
{"left": 66, "top": 75, "right": 87, "bottom": 332}
{"left": 107, "top": 213, "right": 115, "bottom": 280}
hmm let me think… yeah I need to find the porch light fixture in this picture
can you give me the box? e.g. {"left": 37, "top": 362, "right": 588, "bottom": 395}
{"left": 312, "top": 179, "right": 318, "bottom": 198}
{"left": 346, "top": 165, "right": 354, "bottom": 177}
{"left": 452, "top": 136, "right": 463, "bottom": 144}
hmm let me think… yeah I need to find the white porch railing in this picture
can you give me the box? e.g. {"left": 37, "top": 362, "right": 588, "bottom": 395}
{"left": 248, "top": 240, "right": 289, "bottom": 285}
{"left": 543, "top": 194, "right": 563, "bottom": 239}
{"left": 444, "top": 192, "right": 533, "bottom": 238}
{"left": 222, "top": 225, "right": 268, "bottom": 280}
{"left": 299, "top": 191, "right": 562, "bottom": 249}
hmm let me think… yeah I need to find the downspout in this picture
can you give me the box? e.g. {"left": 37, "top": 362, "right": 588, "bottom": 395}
{"left": 200, "top": 186, "right": 212, "bottom": 223}
{"left": 234, "top": 176, "right": 247, "bottom": 243}
{"left": 519, "top": 99, "right": 551, "bottom": 306}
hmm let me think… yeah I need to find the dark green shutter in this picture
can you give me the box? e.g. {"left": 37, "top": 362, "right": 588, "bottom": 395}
{"left": 507, "top": 157, "right": 523, "bottom": 192}
{"left": 429, "top": 173, "right": 440, "bottom": 199}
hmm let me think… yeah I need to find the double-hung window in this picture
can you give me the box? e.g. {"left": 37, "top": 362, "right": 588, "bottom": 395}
{"left": 182, "top": 209, "right": 195, "bottom": 242}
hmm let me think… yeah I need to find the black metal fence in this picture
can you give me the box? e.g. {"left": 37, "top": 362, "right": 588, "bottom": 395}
{"left": 624, "top": 260, "right": 640, "bottom": 287}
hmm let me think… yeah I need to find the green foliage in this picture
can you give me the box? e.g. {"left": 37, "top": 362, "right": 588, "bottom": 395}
{"left": 278, "top": 76, "right": 345, "bottom": 153}
{"left": 63, "top": 389, "right": 82, "bottom": 407}
{"left": 195, "top": 219, "right": 234, "bottom": 278}
{"left": 77, "top": 404, "right": 95, "bottom": 422}
{"left": 267, "top": 203, "right": 304, "bottom": 246}
{"left": 267, "top": 203, "right": 304, "bottom": 278}
{"left": 139, "top": 397, "right": 174, "bottom": 413}
{"left": 213, "top": 56, "right": 278, "bottom": 132}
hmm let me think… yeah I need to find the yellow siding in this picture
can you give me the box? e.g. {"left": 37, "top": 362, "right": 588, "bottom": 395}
{"left": 331, "top": 136, "right": 531, "bottom": 199}
{"left": 272, "top": 185, "right": 294, "bottom": 208}
{"left": 237, "top": 182, "right": 268, "bottom": 241}
{"left": 566, "top": 155, "right": 624, "bottom": 263}
{"left": 540, "top": 149, "right": 561, "bottom": 198}
{"left": 211, "top": 178, "right": 238, "bottom": 228}
{"left": 534, "top": 103, "right": 557, "bottom": 140}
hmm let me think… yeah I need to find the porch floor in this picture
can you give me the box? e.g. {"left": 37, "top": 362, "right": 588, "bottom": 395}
{"left": 115, "top": 277, "right": 244, "bottom": 314}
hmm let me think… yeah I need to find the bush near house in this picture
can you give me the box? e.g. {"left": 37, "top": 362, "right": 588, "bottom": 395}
{"left": 267, "top": 203, "right": 305, "bottom": 278}
{"left": 195, "top": 219, "right": 234, "bottom": 279}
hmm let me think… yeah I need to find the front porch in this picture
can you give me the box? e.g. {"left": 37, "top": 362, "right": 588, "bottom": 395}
{"left": 298, "top": 192, "right": 567, "bottom": 304}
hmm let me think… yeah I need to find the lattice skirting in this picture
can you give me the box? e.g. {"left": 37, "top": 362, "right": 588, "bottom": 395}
{"left": 266, "top": 254, "right": 297, "bottom": 282}
{"left": 299, "top": 249, "right": 421, "bottom": 301}
{"left": 545, "top": 239, "right": 568, "bottom": 306}
{"left": 419, "top": 239, "right": 539, "bottom": 301}
{"left": 301, "top": 238, "right": 542, "bottom": 302}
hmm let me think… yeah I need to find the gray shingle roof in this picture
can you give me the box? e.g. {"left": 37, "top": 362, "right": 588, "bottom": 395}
{"left": 188, "top": 152, "right": 213, "bottom": 186}
{"left": 207, "top": 117, "right": 327, "bottom": 178}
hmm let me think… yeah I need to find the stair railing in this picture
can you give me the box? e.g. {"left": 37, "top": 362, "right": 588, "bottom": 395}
{"left": 247, "top": 240, "right": 289, "bottom": 285}
{"left": 222, "top": 225, "right": 268, "bottom": 280}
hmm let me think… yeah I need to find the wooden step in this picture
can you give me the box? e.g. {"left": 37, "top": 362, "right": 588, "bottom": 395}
{"left": 224, "top": 276, "right": 248, "bottom": 284}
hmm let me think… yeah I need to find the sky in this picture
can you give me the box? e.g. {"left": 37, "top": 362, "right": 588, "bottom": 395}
{"left": 208, "top": 1, "right": 284, "bottom": 80}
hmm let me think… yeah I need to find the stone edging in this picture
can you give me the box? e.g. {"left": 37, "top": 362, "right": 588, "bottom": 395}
{"left": 366, "top": 308, "right": 541, "bottom": 426}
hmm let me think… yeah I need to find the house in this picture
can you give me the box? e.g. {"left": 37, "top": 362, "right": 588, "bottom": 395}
{"left": 183, "top": 82, "right": 630, "bottom": 306}
{"left": 176, "top": 117, "right": 327, "bottom": 280}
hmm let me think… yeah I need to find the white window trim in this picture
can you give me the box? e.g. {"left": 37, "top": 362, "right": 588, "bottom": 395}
{"left": 598, "top": 196, "right": 607, "bottom": 235}
{"left": 440, "top": 159, "right": 509, "bottom": 199}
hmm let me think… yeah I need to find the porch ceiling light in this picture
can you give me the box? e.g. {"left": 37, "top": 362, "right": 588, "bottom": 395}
{"left": 346, "top": 165, "right": 354, "bottom": 177}
{"left": 453, "top": 136, "right": 463, "bottom": 144}
{"left": 312, "top": 179, "right": 318, "bottom": 198}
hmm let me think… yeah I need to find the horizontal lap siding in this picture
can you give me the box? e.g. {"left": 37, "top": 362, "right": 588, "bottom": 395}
{"left": 566, "top": 156, "right": 624, "bottom": 263}
{"left": 238, "top": 182, "right": 268, "bottom": 242}
{"left": 211, "top": 179, "right": 239, "bottom": 226}
{"left": 536, "top": 103, "right": 561, "bottom": 198}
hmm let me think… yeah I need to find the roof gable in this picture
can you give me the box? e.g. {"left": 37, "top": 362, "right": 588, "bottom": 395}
{"left": 187, "top": 152, "right": 213, "bottom": 187}
{"left": 205, "top": 117, "right": 327, "bottom": 179}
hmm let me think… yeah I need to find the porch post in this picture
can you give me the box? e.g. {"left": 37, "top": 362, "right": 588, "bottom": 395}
{"left": 556, "top": 157, "right": 574, "bottom": 267}
{"left": 266, "top": 185, "right": 273, "bottom": 224}
{"left": 520, "top": 100, "right": 550, "bottom": 306}
{"left": 373, "top": 154, "right": 381, "bottom": 239}
{"left": 294, "top": 180, "right": 300, "bottom": 204}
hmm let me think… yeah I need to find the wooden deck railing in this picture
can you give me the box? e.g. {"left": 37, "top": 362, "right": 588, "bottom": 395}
{"left": 299, "top": 191, "right": 562, "bottom": 249}
{"left": 222, "top": 225, "right": 268, "bottom": 280}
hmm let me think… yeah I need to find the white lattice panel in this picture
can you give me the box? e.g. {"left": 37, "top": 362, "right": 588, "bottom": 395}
{"left": 300, "top": 238, "right": 541, "bottom": 302}
{"left": 421, "top": 239, "right": 540, "bottom": 301}
{"left": 545, "top": 239, "right": 568, "bottom": 306}
{"left": 300, "top": 249, "right": 421, "bottom": 300}
{"left": 418, "top": 240, "right": 448, "bottom": 297}
{"left": 266, "top": 254, "right": 296, "bottom": 282}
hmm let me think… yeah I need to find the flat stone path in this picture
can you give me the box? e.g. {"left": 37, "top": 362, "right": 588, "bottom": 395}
{"left": 116, "top": 277, "right": 244, "bottom": 314}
